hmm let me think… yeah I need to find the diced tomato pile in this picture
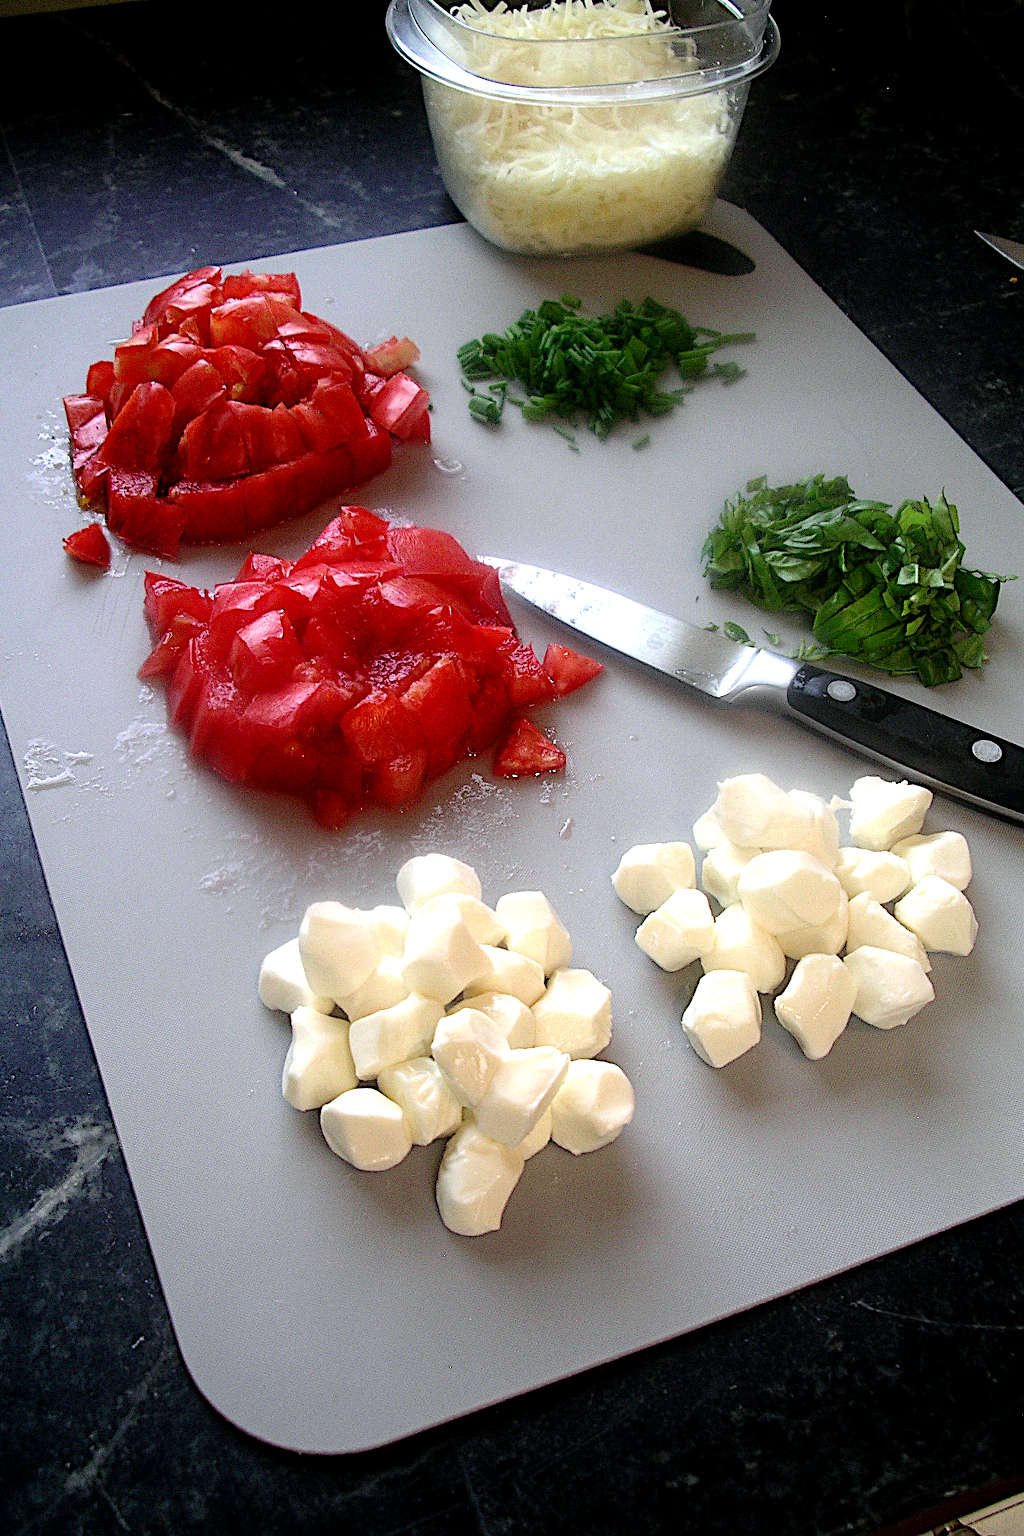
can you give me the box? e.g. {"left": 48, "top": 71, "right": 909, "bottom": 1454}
{"left": 62, "top": 266, "right": 430, "bottom": 560}
{"left": 140, "top": 507, "right": 602, "bottom": 827}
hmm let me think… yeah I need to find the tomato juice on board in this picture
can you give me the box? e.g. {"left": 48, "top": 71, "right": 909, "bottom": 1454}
{"left": 140, "top": 508, "right": 603, "bottom": 827}
{"left": 62, "top": 266, "right": 430, "bottom": 559}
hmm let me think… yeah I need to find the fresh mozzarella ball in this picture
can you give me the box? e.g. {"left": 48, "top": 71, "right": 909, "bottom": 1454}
{"left": 396, "top": 853, "right": 482, "bottom": 913}
{"left": 848, "top": 776, "right": 932, "bottom": 851}
{"left": 448, "top": 990, "right": 536, "bottom": 1049}
{"left": 338, "top": 954, "right": 411, "bottom": 1021}
{"left": 787, "top": 790, "right": 841, "bottom": 868}
{"left": 701, "top": 903, "right": 786, "bottom": 994}
{"left": 550, "top": 1059, "right": 636, "bottom": 1154}
{"left": 712, "top": 773, "right": 790, "bottom": 846}
{"left": 845, "top": 892, "right": 931, "bottom": 972}
{"left": 777, "top": 888, "right": 849, "bottom": 960}
{"left": 494, "top": 890, "right": 572, "bottom": 974}
{"left": 773, "top": 954, "right": 856, "bottom": 1060}
{"left": 474, "top": 1045, "right": 570, "bottom": 1147}
{"left": 320, "top": 1087, "right": 413, "bottom": 1171}
{"left": 894, "top": 876, "right": 979, "bottom": 955}
{"left": 532, "top": 968, "right": 613, "bottom": 1060}
{"left": 365, "top": 904, "right": 411, "bottom": 957}
{"left": 843, "top": 945, "right": 935, "bottom": 1029}
{"left": 258, "top": 936, "right": 334, "bottom": 1015}
{"left": 682, "top": 970, "right": 762, "bottom": 1068}
{"left": 431, "top": 1007, "right": 509, "bottom": 1108}
{"left": 737, "top": 850, "right": 842, "bottom": 936}
{"left": 611, "top": 841, "right": 696, "bottom": 915}
{"left": 414, "top": 891, "right": 506, "bottom": 947}
{"left": 891, "top": 831, "right": 972, "bottom": 891}
{"left": 282, "top": 1006, "right": 358, "bottom": 1110}
{"left": 298, "top": 902, "right": 380, "bottom": 1003}
{"left": 462, "top": 945, "right": 546, "bottom": 1006}
{"left": 516, "top": 1106, "right": 553, "bottom": 1160}
{"left": 377, "top": 1056, "right": 463, "bottom": 1145}
{"left": 347, "top": 992, "right": 444, "bottom": 1081}
{"left": 435, "top": 1122, "right": 525, "bottom": 1236}
{"left": 834, "top": 847, "right": 912, "bottom": 904}
{"left": 634, "top": 887, "right": 715, "bottom": 971}
{"left": 400, "top": 900, "right": 487, "bottom": 1003}
{"left": 713, "top": 774, "right": 822, "bottom": 853}
{"left": 701, "top": 840, "right": 760, "bottom": 908}
{"left": 692, "top": 807, "right": 726, "bottom": 851}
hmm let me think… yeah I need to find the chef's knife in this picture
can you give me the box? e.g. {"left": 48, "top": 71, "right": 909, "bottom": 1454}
{"left": 483, "top": 559, "right": 1024, "bottom": 826}
{"left": 975, "top": 230, "right": 1024, "bottom": 271}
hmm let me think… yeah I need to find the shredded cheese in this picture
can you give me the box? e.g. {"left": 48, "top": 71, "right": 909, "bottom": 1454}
{"left": 426, "top": 0, "right": 739, "bottom": 254}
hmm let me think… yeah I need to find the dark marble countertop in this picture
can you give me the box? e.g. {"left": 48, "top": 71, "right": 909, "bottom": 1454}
{"left": 2, "top": 3, "right": 1022, "bottom": 1532}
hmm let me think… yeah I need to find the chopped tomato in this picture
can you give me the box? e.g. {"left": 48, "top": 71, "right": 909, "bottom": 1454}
{"left": 543, "top": 642, "right": 605, "bottom": 695}
{"left": 141, "top": 512, "right": 596, "bottom": 824}
{"left": 363, "top": 336, "right": 421, "bottom": 376}
{"left": 63, "top": 267, "right": 429, "bottom": 557}
{"left": 63, "top": 523, "right": 111, "bottom": 569}
{"left": 493, "top": 717, "right": 567, "bottom": 778}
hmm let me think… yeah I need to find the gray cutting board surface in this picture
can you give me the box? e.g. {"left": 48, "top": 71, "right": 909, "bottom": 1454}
{"left": 1, "top": 203, "right": 1022, "bottom": 1454}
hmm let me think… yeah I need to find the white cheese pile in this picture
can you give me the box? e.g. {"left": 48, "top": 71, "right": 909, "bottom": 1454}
{"left": 260, "top": 855, "right": 634, "bottom": 1236}
{"left": 425, "top": 0, "right": 736, "bottom": 254}
{"left": 613, "top": 772, "right": 977, "bottom": 1066}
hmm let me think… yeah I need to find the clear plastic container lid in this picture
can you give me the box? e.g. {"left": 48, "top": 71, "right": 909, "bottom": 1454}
{"left": 387, "top": 0, "right": 780, "bottom": 105}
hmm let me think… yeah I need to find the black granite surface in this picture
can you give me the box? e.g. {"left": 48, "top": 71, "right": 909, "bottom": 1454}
{"left": 1, "top": 2, "right": 1022, "bottom": 1533}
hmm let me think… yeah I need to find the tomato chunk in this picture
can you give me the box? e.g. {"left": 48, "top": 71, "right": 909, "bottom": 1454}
{"left": 543, "top": 642, "right": 605, "bottom": 695}
{"left": 63, "top": 267, "right": 429, "bottom": 555}
{"left": 63, "top": 523, "right": 110, "bottom": 569}
{"left": 141, "top": 513, "right": 597, "bottom": 825}
{"left": 493, "top": 717, "right": 567, "bottom": 778}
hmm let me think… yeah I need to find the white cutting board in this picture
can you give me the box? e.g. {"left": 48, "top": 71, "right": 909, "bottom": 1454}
{"left": 2, "top": 204, "right": 1022, "bottom": 1454}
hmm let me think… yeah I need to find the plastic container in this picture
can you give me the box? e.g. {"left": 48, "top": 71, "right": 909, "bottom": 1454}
{"left": 386, "top": 0, "right": 779, "bottom": 257}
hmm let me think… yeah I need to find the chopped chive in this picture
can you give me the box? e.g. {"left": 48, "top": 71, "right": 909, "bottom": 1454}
{"left": 457, "top": 295, "right": 753, "bottom": 440}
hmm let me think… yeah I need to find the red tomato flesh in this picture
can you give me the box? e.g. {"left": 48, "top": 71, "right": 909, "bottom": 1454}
{"left": 141, "top": 511, "right": 595, "bottom": 825}
{"left": 63, "top": 523, "right": 111, "bottom": 569}
{"left": 64, "top": 266, "right": 429, "bottom": 557}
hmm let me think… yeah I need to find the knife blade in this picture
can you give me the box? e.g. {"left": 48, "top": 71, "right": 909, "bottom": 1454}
{"left": 483, "top": 558, "right": 1024, "bottom": 826}
{"left": 975, "top": 230, "right": 1024, "bottom": 271}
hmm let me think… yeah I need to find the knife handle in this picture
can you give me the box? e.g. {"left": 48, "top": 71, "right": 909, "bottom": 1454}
{"left": 786, "top": 664, "right": 1024, "bottom": 824}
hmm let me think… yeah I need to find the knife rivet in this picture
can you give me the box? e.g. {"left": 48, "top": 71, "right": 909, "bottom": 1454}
{"left": 972, "top": 738, "right": 1003, "bottom": 764}
{"left": 826, "top": 679, "right": 857, "bottom": 703}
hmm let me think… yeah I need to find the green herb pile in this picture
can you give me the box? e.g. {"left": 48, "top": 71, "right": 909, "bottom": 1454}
{"left": 702, "top": 474, "right": 1013, "bottom": 687}
{"left": 457, "top": 295, "right": 753, "bottom": 443}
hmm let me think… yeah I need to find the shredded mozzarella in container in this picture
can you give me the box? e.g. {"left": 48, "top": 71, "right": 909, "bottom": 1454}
{"left": 424, "top": 0, "right": 743, "bottom": 254}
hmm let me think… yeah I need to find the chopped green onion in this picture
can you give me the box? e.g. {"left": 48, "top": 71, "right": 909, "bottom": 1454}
{"left": 458, "top": 296, "right": 753, "bottom": 440}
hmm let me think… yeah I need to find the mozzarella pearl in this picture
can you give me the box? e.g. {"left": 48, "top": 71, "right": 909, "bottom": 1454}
{"left": 532, "top": 968, "right": 613, "bottom": 1059}
{"left": 282, "top": 1006, "right": 358, "bottom": 1110}
{"left": 396, "top": 853, "right": 482, "bottom": 912}
{"left": 298, "top": 901, "right": 380, "bottom": 1002}
{"left": 894, "top": 876, "right": 978, "bottom": 955}
{"left": 376, "top": 1056, "right": 463, "bottom": 1145}
{"left": 258, "top": 936, "right": 334, "bottom": 1016}
{"left": 320, "top": 1087, "right": 413, "bottom": 1171}
{"left": 634, "top": 886, "right": 715, "bottom": 971}
{"left": 550, "top": 1059, "right": 636, "bottom": 1154}
{"left": 773, "top": 954, "right": 856, "bottom": 1060}
{"left": 843, "top": 945, "right": 934, "bottom": 1029}
{"left": 435, "top": 1122, "right": 524, "bottom": 1236}
{"left": 701, "top": 903, "right": 786, "bottom": 994}
{"left": 682, "top": 970, "right": 762, "bottom": 1068}
{"left": 891, "top": 831, "right": 972, "bottom": 891}
{"left": 611, "top": 842, "right": 696, "bottom": 915}
{"left": 848, "top": 776, "right": 932, "bottom": 851}
{"left": 845, "top": 892, "right": 931, "bottom": 972}
{"left": 494, "top": 890, "right": 572, "bottom": 974}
